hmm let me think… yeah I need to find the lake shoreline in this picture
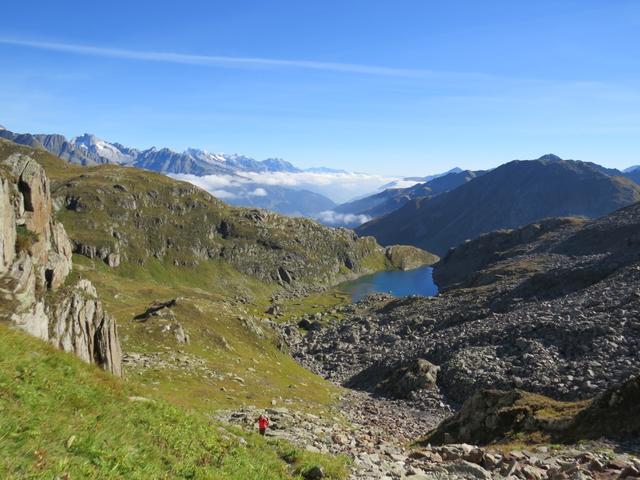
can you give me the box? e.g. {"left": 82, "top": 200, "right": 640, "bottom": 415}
{"left": 337, "top": 266, "right": 439, "bottom": 302}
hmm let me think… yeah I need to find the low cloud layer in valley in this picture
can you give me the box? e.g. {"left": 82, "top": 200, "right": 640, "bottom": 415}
{"left": 315, "top": 210, "right": 372, "bottom": 227}
{"left": 171, "top": 170, "right": 411, "bottom": 204}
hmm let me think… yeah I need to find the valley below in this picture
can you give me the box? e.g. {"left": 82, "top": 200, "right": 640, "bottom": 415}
{"left": 0, "top": 138, "right": 639, "bottom": 480}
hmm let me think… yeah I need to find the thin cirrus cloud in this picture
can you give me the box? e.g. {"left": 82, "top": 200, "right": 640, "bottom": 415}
{"left": 0, "top": 37, "right": 497, "bottom": 81}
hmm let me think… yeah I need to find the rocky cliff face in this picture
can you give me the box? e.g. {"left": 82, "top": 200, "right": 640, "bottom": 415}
{"left": 0, "top": 149, "right": 122, "bottom": 376}
{"left": 0, "top": 173, "right": 17, "bottom": 272}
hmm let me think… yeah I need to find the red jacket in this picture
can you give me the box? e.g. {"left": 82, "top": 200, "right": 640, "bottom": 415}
{"left": 258, "top": 416, "right": 269, "bottom": 429}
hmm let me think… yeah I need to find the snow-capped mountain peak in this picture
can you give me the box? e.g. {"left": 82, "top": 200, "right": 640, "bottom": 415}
{"left": 70, "top": 133, "right": 138, "bottom": 164}
{"left": 184, "top": 148, "right": 227, "bottom": 164}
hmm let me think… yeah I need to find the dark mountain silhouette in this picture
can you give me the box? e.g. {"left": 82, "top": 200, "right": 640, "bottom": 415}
{"left": 335, "top": 170, "right": 483, "bottom": 219}
{"left": 356, "top": 155, "right": 640, "bottom": 255}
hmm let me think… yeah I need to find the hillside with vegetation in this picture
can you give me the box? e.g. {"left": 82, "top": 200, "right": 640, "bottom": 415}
{"left": 0, "top": 139, "right": 440, "bottom": 479}
{"left": 3, "top": 138, "right": 640, "bottom": 479}
{"left": 0, "top": 139, "right": 396, "bottom": 291}
{"left": 0, "top": 324, "right": 349, "bottom": 479}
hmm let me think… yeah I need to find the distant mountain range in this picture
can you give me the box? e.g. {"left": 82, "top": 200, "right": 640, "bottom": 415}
{"left": 377, "top": 167, "right": 464, "bottom": 190}
{"left": 0, "top": 126, "right": 337, "bottom": 216}
{"left": 0, "top": 127, "right": 300, "bottom": 175}
{"left": 623, "top": 165, "right": 640, "bottom": 184}
{"left": 356, "top": 155, "right": 640, "bottom": 255}
{"left": 3, "top": 126, "right": 640, "bottom": 233}
{"left": 223, "top": 183, "right": 336, "bottom": 217}
{"left": 334, "top": 169, "right": 483, "bottom": 219}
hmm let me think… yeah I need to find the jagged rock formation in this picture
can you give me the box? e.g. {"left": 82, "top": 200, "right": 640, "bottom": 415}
{"left": 287, "top": 202, "right": 640, "bottom": 408}
{"left": 49, "top": 280, "right": 122, "bottom": 376}
{"left": 0, "top": 148, "right": 122, "bottom": 376}
{"left": 0, "top": 173, "right": 17, "bottom": 272}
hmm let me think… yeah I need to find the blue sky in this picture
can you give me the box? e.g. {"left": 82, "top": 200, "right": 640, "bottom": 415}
{"left": 1, "top": 1, "right": 639, "bottom": 175}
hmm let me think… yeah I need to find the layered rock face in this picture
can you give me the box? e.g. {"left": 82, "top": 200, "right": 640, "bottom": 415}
{"left": 0, "top": 152, "right": 122, "bottom": 376}
{"left": 0, "top": 173, "right": 17, "bottom": 272}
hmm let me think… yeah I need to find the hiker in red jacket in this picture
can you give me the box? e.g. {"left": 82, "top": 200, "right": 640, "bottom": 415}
{"left": 257, "top": 414, "right": 270, "bottom": 436}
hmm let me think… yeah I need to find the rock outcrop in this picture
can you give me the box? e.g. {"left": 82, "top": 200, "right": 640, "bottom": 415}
{"left": 49, "top": 280, "right": 122, "bottom": 377}
{"left": 384, "top": 245, "right": 439, "bottom": 271}
{"left": 421, "top": 388, "right": 582, "bottom": 446}
{"left": 0, "top": 148, "right": 122, "bottom": 376}
{"left": 0, "top": 172, "right": 17, "bottom": 272}
{"left": 568, "top": 375, "right": 640, "bottom": 441}
{"left": 422, "top": 375, "right": 640, "bottom": 447}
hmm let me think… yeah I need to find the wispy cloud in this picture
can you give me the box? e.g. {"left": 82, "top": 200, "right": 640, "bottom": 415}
{"left": 0, "top": 37, "right": 487, "bottom": 80}
{"left": 170, "top": 170, "right": 401, "bottom": 203}
{"left": 315, "top": 210, "right": 371, "bottom": 227}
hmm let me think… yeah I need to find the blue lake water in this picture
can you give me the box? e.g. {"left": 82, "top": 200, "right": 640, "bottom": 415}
{"left": 339, "top": 266, "right": 439, "bottom": 302}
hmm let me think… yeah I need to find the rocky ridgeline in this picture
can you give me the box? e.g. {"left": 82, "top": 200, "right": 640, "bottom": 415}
{"left": 286, "top": 203, "right": 640, "bottom": 407}
{"left": 40, "top": 145, "right": 389, "bottom": 289}
{"left": 0, "top": 149, "right": 121, "bottom": 375}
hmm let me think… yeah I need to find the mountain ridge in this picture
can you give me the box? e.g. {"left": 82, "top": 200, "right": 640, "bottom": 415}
{"left": 0, "top": 127, "right": 304, "bottom": 175}
{"left": 356, "top": 156, "right": 640, "bottom": 255}
{"left": 334, "top": 169, "right": 483, "bottom": 220}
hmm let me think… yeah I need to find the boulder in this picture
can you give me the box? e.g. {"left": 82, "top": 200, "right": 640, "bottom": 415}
{"left": 348, "top": 358, "right": 439, "bottom": 399}
{"left": 106, "top": 253, "right": 120, "bottom": 268}
{"left": 444, "top": 460, "right": 492, "bottom": 480}
{"left": 170, "top": 323, "right": 190, "bottom": 344}
{"left": 303, "top": 466, "right": 325, "bottom": 480}
{"left": 49, "top": 280, "right": 122, "bottom": 377}
{"left": 379, "top": 358, "right": 439, "bottom": 397}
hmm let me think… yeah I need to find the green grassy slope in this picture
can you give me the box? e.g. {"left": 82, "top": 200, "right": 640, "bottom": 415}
{"left": 0, "top": 324, "right": 348, "bottom": 479}
{"left": 0, "top": 138, "right": 430, "bottom": 479}
{"left": 68, "top": 254, "right": 343, "bottom": 414}
{"left": 1, "top": 137, "right": 369, "bottom": 414}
